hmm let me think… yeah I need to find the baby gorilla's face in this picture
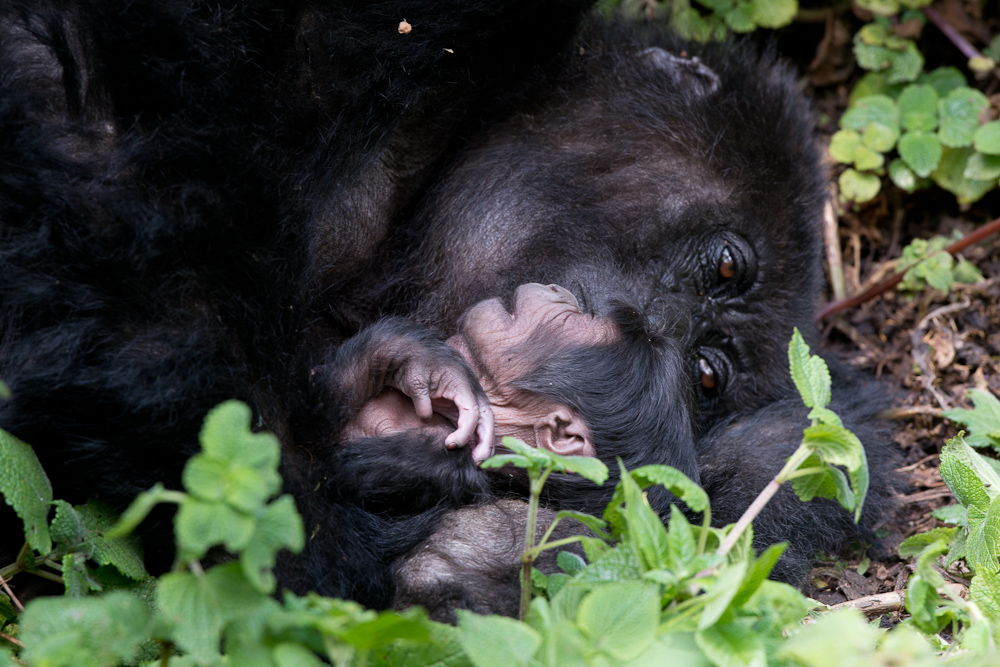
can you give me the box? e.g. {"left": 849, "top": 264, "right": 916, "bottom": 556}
{"left": 345, "top": 283, "right": 616, "bottom": 457}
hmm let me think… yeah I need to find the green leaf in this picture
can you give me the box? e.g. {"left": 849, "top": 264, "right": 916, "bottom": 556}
{"left": 750, "top": 0, "right": 797, "bottom": 28}
{"left": 854, "top": 0, "right": 900, "bottom": 17}
{"left": 557, "top": 550, "right": 587, "bottom": 575}
{"left": 970, "top": 570, "right": 1000, "bottom": 623}
{"left": 838, "top": 168, "right": 881, "bottom": 203}
{"left": 898, "top": 84, "right": 939, "bottom": 132}
{"left": 944, "top": 389, "right": 1000, "bottom": 451}
{"left": 852, "top": 145, "right": 884, "bottom": 171}
{"left": 200, "top": 400, "right": 280, "bottom": 472}
{"left": 829, "top": 130, "right": 862, "bottom": 164}
{"left": 695, "top": 618, "right": 766, "bottom": 667}
{"left": 666, "top": 506, "right": 696, "bottom": 573}
{"left": 49, "top": 499, "right": 87, "bottom": 548}
{"left": 850, "top": 74, "right": 891, "bottom": 105}
{"left": 0, "top": 428, "right": 53, "bottom": 553}
{"left": 840, "top": 95, "right": 899, "bottom": 133}
{"left": 19, "top": 591, "right": 151, "bottom": 667}
{"left": 898, "top": 131, "right": 942, "bottom": 178}
{"left": 628, "top": 464, "right": 709, "bottom": 513}
{"left": 974, "top": 121, "right": 1000, "bottom": 155}
{"left": 898, "top": 528, "right": 958, "bottom": 557}
{"left": 272, "top": 643, "right": 326, "bottom": 667}
{"left": 802, "top": 424, "right": 864, "bottom": 469}
{"left": 931, "top": 146, "right": 997, "bottom": 205}
{"left": 175, "top": 497, "right": 255, "bottom": 559}
{"left": 574, "top": 541, "right": 644, "bottom": 584}
{"left": 967, "top": 494, "right": 1000, "bottom": 574}
{"left": 938, "top": 87, "right": 990, "bottom": 148}
{"left": 577, "top": 582, "right": 658, "bottom": 660}
{"left": 861, "top": 122, "right": 898, "bottom": 152}
{"left": 853, "top": 33, "right": 923, "bottom": 84}
{"left": 954, "top": 258, "right": 984, "bottom": 286}
{"left": 779, "top": 610, "right": 879, "bottom": 666}
{"left": 723, "top": 5, "right": 755, "bottom": 33}
{"left": 932, "top": 504, "right": 968, "bottom": 527}
{"left": 888, "top": 158, "right": 918, "bottom": 192}
{"left": 787, "top": 328, "right": 831, "bottom": 410}
{"left": 479, "top": 454, "right": 531, "bottom": 471}
{"left": 554, "top": 509, "right": 609, "bottom": 539}
{"left": 698, "top": 560, "right": 748, "bottom": 629}
{"left": 157, "top": 562, "right": 269, "bottom": 664}
{"left": 456, "top": 610, "right": 541, "bottom": 667}
{"left": 731, "top": 543, "right": 787, "bottom": 608}
{"left": 939, "top": 434, "right": 993, "bottom": 507}
{"left": 921, "top": 67, "right": 967, "bottom": 97}
{"left": 963, "top": 152, "right": 1000, "bottom": 181}
{"left": 340, "top": 607, "right": 431, "bottom": 650}
{"left": 615, "top": 464, "right": 671, "bottom": 570}
{"left": 241, "top": 495, "right": 305, "bottom": 593}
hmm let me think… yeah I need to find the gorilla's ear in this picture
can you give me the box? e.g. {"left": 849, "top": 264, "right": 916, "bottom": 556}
{"left": 534, "top": 408, "right": 595, "bottom": 458}
{"left": 637, "top": 47, "right": 720, "bottom": 97}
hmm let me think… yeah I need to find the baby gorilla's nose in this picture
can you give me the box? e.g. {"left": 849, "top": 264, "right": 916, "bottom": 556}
{"left": 516, "top": 282, "right": 580, "bottom": 312}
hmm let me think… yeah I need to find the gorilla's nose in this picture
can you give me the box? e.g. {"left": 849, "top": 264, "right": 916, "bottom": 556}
{"left": 516, "top": 283, "right": 580, "bottom": 311}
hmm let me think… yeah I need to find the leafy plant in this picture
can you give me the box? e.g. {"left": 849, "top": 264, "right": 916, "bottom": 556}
{"left": 944, "top": 390, "right": 1000, "bottom": 452}
{"left": 599, "top": 0, "right": 797, "bottom": 42}
{"left": 895, "top": 235, "right": 984, "bottom": 293}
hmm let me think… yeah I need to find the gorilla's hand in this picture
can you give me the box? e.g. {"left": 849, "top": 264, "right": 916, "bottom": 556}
{"left": 324, "top": 318, "right": 495, "bottom": 461}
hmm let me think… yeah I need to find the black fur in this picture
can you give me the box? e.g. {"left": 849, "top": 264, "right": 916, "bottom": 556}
{"left": 0, "top": 0, "right": 894, "bottom": 614}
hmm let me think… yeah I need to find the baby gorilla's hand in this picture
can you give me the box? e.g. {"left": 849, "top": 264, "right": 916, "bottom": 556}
{"left": 329, "top": 318, "right": 494, "bottom": 462}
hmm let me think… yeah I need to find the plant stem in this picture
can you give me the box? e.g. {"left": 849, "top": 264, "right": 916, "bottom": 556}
{"left": 523, "top": 535, "right": 587, "bottom": 560}
{"left": 520, "top": 466, "right": 552, "bottom": 620}
{"left": 697, "top": 507, "right": 712, "bottom": 556}
{"left": 922, "top": 7, "right": 982, "bottom": 61}
{"left": 716, "top": 445, "right": 814, "bottom": 559}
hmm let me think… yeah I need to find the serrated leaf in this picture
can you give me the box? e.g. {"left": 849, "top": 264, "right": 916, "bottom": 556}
{"left": 788, "top": 329, "right": 831, "bottom": 410}
{"left": 0, "top": 428, "right": 53, "bottom": 553}
{"left": 974, "top": 121, "right": 1000, "bottom": 155}
{"left": 898, "top": 528, "right": 958, "bottom": 556}
{"left": 898, "top": 84, "right": 939, "bottom": 132}
{"left": 616, "top": 465, "right": 670, "bottom": 570}
{"left": 963, "top": 152, "right": 1000, "bottom": 181}
{"left": 18, "top": 591, "right": 151, "bottom": 667}
{"left": 888, "top": 158, "right": 918, "bottom": 192}
{"left": 175, "top": 497, "right": 255, "bottom": 559}
{"left": 666, "top": 505, "right": 696, "bottom": 573}
{"left": 49, "top": 500, "right": 87, "bottom": 548}
{"left": 861, "top": 122, "right": 898, "bottom": 152}
{"left": 200, "top": 400, "right": 280, "bottom": 470}
{"left": 921, "top": 67, "right": 967, "bottom": 97}
{"left": 750, "top": 0, "right": 797, "bottom": 29}
{"left": 829, "top": 130, "right": 862, "bottom": 164}
{"left": 939, "top": 434, "right": 992, "bottom": 507}
{"left": 898, "top": 131, "right": 942, "bottom": 177}
{"left": 807, "top": 406, "right": 843, "bottom": 427}
{"left": 157, "top": 563, "right": 268, "bottom": 664}
{"left": 695, "top": 618, "right": 765, "bottom": 667}
{"left": 969, "top": 570, "right": 1000, "bottom": 623}
{"left": 838, "top": 168, "right": 881, "bottom": 202}
{"left": 76, "top": 500, "right": 148, "bottom": 581}
{"left": 932, "top": 504, "right": 967, "bottom": 527}
{"left": 967, "top": 493, "right": 1000, "bottom": 574}
{"left": 628, "top": 464, "right": 709, "bottom": 513}
{"left": 456, "top": 610, "right": 541, "bottom": 667}
{"left": 240, "top": 495, "right": 305, "bottom": 593}
{"left": 853, "top": 145, "right": 884, "bottom": 171}
{"left": 938, "top": 88, "right": 990, "bottom": 148}
{"left": 944, "top": 391, "right": 1000, "bottom": 452}
{"left": 932, "top": 146, "right": 996, "bottom": 205}
{"left": 840, "top": 95, "right": 899, "bottom": 133}
{"left": 574, "top": 541, "right": 644, "bottom": 584}
{"left": 578, "top": 582, "right": 658, "bottom": 660}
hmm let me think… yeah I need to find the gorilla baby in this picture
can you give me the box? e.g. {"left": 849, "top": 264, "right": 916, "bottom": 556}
{"left": 329, "top": 284, "right": 892, "bottom": 620}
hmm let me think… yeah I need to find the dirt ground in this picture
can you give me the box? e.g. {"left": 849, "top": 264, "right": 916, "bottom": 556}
{"left": 782, "top": 0, "right": 1000, "bottom": 619}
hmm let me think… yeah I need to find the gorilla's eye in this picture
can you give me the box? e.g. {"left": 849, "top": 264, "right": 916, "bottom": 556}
{"left": 706, "top": 234, "right": 756, "bottom": 296}
{"left": 698, "top": 357, "right": 717, "bottom": 390}
{"left": 695, "top": 347, "right": 729, "bottom": 401}
{"left": 718, "top": 245, "right": 736, "bottom": 281}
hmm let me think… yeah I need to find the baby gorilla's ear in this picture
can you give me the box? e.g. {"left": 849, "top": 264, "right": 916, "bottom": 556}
{"left": 534, "top": 407, "right": 595, "bottom": 457}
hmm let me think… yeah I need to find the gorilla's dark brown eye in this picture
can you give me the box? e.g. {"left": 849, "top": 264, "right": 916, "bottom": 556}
{"left": 698, "top": 357, "right": 716, "bottom": 390}
{"left": 718, "top": 245, "right": 736, "bottom": 281}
